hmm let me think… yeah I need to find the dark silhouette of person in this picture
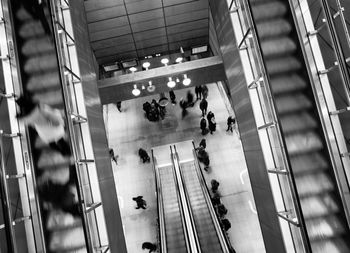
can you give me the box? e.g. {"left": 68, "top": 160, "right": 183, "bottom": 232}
{"left": 226, "top": 116, "right": 236, "bottom": 132}
{"left": 142, "top": 242, "right": 157, "bottom": 252}
{"left": 179, "top": 99, "right": 188, "bottom": 118}
{"left": 187, "top": 90, "right": 194, "bottom": 107}
{"left": 109, "top": 148, "right": 118, "bottom": 165}
{"left": 133, "top": 196, "right": 147, "bottom": 209}
{"left": 208, "top": 116, "right": 216, "bottom": 134}
{"left": 195, "top": 85, "right": 203, "bottom": 100}
{"left": 200, "top": 118, "right": 207, "bottom": 135}
{"left": 198, "top": 138, "right": 206, "bottom": 150}
{"left": 211, "top": 179, "right": 220, "bottom": 193}
{"left": 207, "top": 111, "right": 214, "bottom": 123}
{"left": 217, "top": 203, "right": 228, "bottom": 217}
{"left": 169, "top": 90, "right": 176, "bottom": 104}
{"left": 221, "top": 219, "right": 231, "bottom": 231}
{"left": 212, "top": 192, "right": 221, "bottom": 206}
{"left": 199, "top": 98, "right": 208, "bottom": 117}
{"left": 138, "top": 148, "right": 150, "bottom": 163}
{"left": 116, "top": 101, "right": 122, "bottom": 112}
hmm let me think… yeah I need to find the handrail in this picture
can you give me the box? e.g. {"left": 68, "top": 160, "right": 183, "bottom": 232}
{"left": 45, "top": 0, "right": 94, "bottom": 251}
{"left": 191, "top": 141, "right": 233, "bottom": 253}
{"left": 238, "top": 0, "right": 312, "bottom": 251}
{"left": 151, "top": 150, "right": 167, "bottom": 253}
{"left": 171, "top": 146, "right": 199, "bottom": 253}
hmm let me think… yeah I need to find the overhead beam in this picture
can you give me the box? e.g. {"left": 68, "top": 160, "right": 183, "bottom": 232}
{"left": 98, "top": 56, "right": 226, "bottom": 104}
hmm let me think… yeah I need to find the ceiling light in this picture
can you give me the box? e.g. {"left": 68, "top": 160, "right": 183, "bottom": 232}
{"left": 176, "top": 78, "right": 180, "bottom": 83}
{"left": 129, "top": 67, "right": 137, "bottom": 73}
{"left": 161, "top": 58, "right": 169, "bottom": 66}
{"left": 147, "top": 81, "right": 156, "bottom": 92}
{"left": 132, "top": 84, "right": 141, "bottom": 96}
{"left": 142, "top": 62, "right": 150, "bottom": 70}
{"left": 167, "top": 77, "right": 176, "bottom": 88}
{"left": 141, "top": 85, "right": 145, "bottom": 90}
{"left": 175, "top": 57, "right": 183, "bottom": 63}
{"left": 182, "top": 74, "right": 191, "bottom": 86}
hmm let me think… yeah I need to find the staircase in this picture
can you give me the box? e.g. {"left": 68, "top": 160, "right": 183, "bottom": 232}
{"left": 249, "top": 0, "right": 350, "bottom": 251}
{"left": 12, "top": 1, "right": 86, "bottom": 252}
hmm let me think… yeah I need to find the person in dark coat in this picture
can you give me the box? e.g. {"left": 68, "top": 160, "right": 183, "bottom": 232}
{"left": 179, "top": 99, "right": 188, "bottom": 118}
{"left": 211, "top": 179, "right": 220, "bottom": 193}
{"left": 187, "top": 90, "right": 194, "bottom": 107}
{"left": 169, "top": 90, "right": 176, "bottom": 104}
{"left": 195, "top": 85, "right": 203, "bottom": 100}
{"left": 217, "top": 203, "right": 228, "bottom": 217}
{"left": 142, "top": 242, "right": 157, "bottom": 252}
{"left": 207, "top": 111, "right": 214, "bottom": 123}
{"left": 116, "top": 101, "right": 122, "bottom": 112}
{"left": 221, "top": 219, "right": 231, "bottom": 231}
{"left": 200, "top": 117, "right": 207, "bottom": 135}
{"left": 138, "top": 148, "right": 150, "bottom": 163}
{"left": 199, "top": 98, "right": 208, "bottom": 117}
{"left": 208, "top": 116, "right": 216, "bottom": 134}
{"left": 202, "top": 84, "right": 209, "bottom": 99}
{"left": 212, "top": 192, "right": 221, "bottom": 206}
{"left": 132, "top": 196, "right": 147, "bottom": 209}
{"left": 226, "top": 116, "right": 236, "bottom": 132}
{"left": 199, "top": 138, "right": 206, "bottom": 150}
{"left": 109, "top": 148, "right": 118, "bottom": 165}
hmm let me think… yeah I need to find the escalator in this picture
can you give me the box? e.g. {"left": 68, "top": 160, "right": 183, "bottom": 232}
{"left": 249, "top": 0, "right": 350, "bottom": 251}
{"left": 10, "top": 1, "right": 86, "bottom": 252}
{"left": 177, "top": 160, "right": 224, "bottom": 253}
{"left": 155, "top": 162, "right": 189, "bottom": 253}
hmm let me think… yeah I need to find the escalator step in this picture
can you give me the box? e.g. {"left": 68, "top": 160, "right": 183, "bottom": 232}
{"left": 27, "top": 71, "right": 61, "bottom": 92}
{"left": 38, "top": 166, "right": 70, "bottom": 186}
{"left": 49, "top": 226, "right": 86, "bottom": 252}
{"left": 21, "top": 37, "right": 55, "bottom": 57}
{"left": 306, "top": 215, "right": 347, "bottom": 241}
{"left": 37, "top": 149, "right": 72, "bottom": 170}
{"left": 265, "top": 56, "right": 302, "bottom": 75}
{"left": 311, "top": 237, "right": 350, "bottom": 253}
{"left": 295, "top": 172, "right": 334, "bottom": 197}
{"left": 32, "top": 89, "right": 63, "bottom": 108}
{"left": 256, "top": 19, "right": 292, "bottom": 39}
{"left": 275, "top": 93, "right": 312, "bottom": 114}
{"left": 251, "top": 1, "right": 287, "bottom": 22}
{"left": 19, "top": 20, "right": 46, "bottom": 38}
{"left": 285, "top": 131, "right": 323, "bottom": 155}
{"left": 301, "top": 193, "right": 339, "bottom": 219}
{"left": 46, "top": 209, "right": 82, "bottom": 231}
{"left": 24, "top": 53, "right": 58, "bottom": 73}
{"left": 261, "top": 37, "right": 297, "bottom": 58}
{"left": 269, "top": 74, "right": 307, "bottom": 94}
{"left": 289, "top": 152, "right": 328, "bottom": 174}
{"left": 280, "top": 112, "right": 318, "bottom": 133}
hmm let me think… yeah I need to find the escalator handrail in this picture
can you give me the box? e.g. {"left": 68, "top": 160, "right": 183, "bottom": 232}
{"left": 237, "top": 0, "right": 312, "bottom": 251}
{"left": 44, "top": 1, "right": 94, "bottom": 251}
{"left": 190, "top": 141, "right": 231, "bottom": 253}
{"left": 151, "top": 150, "right": 167, "bottom": 253}
{"left": 171, "top": 145, "right": 200, "bottom": 253}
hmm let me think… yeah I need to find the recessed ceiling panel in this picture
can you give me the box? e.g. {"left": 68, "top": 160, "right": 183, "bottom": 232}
{"left": 133, "top": 27, "right": 166, "bottom": 41}
{"left": 87, "top": 6, "right": 126, "bottom": 23}
{"left": 91, "top": 34, "right": 134, "bottom": 49}
{"left": 168, "top": 28, "right": 207, "bottom": 42}
{"left": 128, "top": 9, "right": 164, "bottom": 24}
{"left": 163, "top": 0, "right": 198, "bottom": 6}
{"left": 88, "top": 16, "right": 129, "bottom": 34}
{"left": 84, "top": 0, "right": 123, "bottom": 12}
{"left": 94, "top": 44, "right": 136, "bottom": 58}
{"left": 99, "top": 51, "right": 138, "bottom": 64}
{"left": 169, "top": 36, "right": 208, "bottom": 50}
{"left": 131, "top": 18, "right": 165, "bottom": 33}
{"left": 164, "top": 0, "right": 208, "bottom": 16}
{"left": 125, "top": 0, "right": 162, "bottom": 14}
{"left": 165, "top": 9, "right": 208, "bottom": 26}
{"left": 137, "top": 44, "right": 169, "bottom": 57}
{"left": 135, "top": 36, "right": 168, "bottom": 48}
{"left": 90, "top": 26, "right": 131, "bottom": 42}
{"left": 167, "top": 19, "right": 208, "bottom": 35}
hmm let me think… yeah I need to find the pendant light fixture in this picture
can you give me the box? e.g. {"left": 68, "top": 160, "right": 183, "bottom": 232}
{"left": 167, "top": 77, "right": 176, "bottom": 88}
{"left": 142, "top": 61, "right": 150, "bottom": 70}
{"left": 182, "top": 74, "right": 191, "bottom": 86}
{"left": 132, "top": 84, "right": 141, "bottom": 96}
{"left": 147, "top": 81, "right": 156, "bottom": 92}
{"left": 161, "top": 58, "right": 169, "bottom": 66}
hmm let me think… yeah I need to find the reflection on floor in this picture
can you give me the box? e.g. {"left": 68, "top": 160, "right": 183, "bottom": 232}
{"left": 104, "top": 83, "right": 266, "bottom": 253}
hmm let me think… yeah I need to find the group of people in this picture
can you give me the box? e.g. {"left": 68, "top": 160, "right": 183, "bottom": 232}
{"left": 200, "top": 111, "right": 217, "bottom": 135}
{"left": 143, "top": 99, "right": 166, "bottom": 122}
{"left": 179, "top": 85, "right": 209, "bottom": 118}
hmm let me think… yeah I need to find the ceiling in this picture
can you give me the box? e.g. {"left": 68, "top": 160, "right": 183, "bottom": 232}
{"left": 84, "top": 0, "right": 209, "bottom": 65}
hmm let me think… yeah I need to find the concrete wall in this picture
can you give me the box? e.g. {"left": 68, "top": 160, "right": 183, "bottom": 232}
{"left": 209, "top": 0, "right": 286, "bottom": 252}
{"left": 69, "top": 1, "right": 127, "bottom": 252}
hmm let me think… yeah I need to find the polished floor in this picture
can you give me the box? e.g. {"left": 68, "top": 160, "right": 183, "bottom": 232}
{"left": 104, "top": 83, "right": 266, "bottom": 253}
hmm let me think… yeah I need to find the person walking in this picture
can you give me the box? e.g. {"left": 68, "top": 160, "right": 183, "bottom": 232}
{"left": 187, "top": 90, "right": 194, "bottom": 107}
{"left": 198, "top": 138, "right": 206, "bottom": 150}
{"left": 132, "top": 196, "right": 147, "bottom": 209}
{"left": 116, "top": 101, "right": 122, "bottom": 112}
{"left": 211, "top": 179, "right": 220, "bottom": 193}
{"left": 202, "top": 84, "right": 209, "bottom": 99}
{"left": 195, "top": 85, "right": 202, "bottom": 100}
{"left": 169, "top": 90, "right": 176, "bottom": 105}
{"left": 207, "top": 111, "right": 214, "bottom": 123}
{"left": 208, "top": 115, "right": 216, "bottom": 134}
{"left": 199, "top": 98, "right": 208, "bottom": 117}
{"left": 138, "top": 148, "right": 150, "bottom": 163}
{"left": 109, "top": 148, "right": 118, "bottom": 165}
{"left": 179, "top": 99, "right": 188, "bottom": 118}
{"left": 142, "top": 242, "right": 157, "bottom": 252}
{"left": 226, "top": 116, "right": 236, "bottom": 132}
{"left": 16, "top": 94, "right": 70, "bottom": 156}
{"left": 200, "top": 117, "right": 207, "bottom": 135}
